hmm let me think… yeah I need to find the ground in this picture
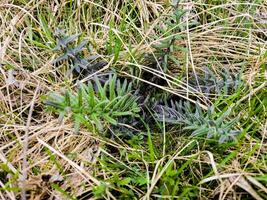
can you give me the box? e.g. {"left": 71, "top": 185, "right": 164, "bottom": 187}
{"left": 0, "top": 0, "right": 267, "bottom": 199}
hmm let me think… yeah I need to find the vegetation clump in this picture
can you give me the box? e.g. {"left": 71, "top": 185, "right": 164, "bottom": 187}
{"left": 0, "top": 0, "right": 266, "bottom": 199}
{"left": 45, "top": 74, "right": 140, "bottom": 132}
{"left": 53, "top": 29, "right": 107, "bottom": 76}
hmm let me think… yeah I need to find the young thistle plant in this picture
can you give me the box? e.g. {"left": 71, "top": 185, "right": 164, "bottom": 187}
{"left": 45, "top": 74, "right": 140, "bottom": 132}
{"left": 53, "top": 29, "right": 106, "bottom": 75}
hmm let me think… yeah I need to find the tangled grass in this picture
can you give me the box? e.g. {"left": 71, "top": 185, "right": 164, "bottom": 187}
{"left": 0, "top": 0, "right": 266, "bottom": 199}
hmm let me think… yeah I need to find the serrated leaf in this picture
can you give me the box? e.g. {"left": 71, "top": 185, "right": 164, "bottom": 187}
{"left": 91, "top": 113, "right": 103, "bottom": 131}
{"left": 87, "top": 55, "right": 100, "bottom": 61}
{"left": 74, "top": 114, "right": 82, "bottom": 132}
{"left": 118, "top": 177, "right": 131, "bottom": 186}
{"left": 94, "top": 76, "right": 106, "bottom": 100}
{"left": 53, "top": 54, "right": 68, "bottom": 64}
{"left": 64, "top": 91, "right": 71, "bottom": 107}
{"left": 103, "top": 114, "right": 117, "bottom": 125}
{"left": 191, "top": 126, "right": 209, "bottom": 137}
{"left": 109, "top": 74, "right": 116, "bottom": 100}
{"left": 44, "top": 100, "right": 64, "bottom": 110}
{"left": 73, "top": 39, "right": 88, "bottom": 54}
{"left": 218, "top": 135, "right": 228, "bottom": 143}
{"left": 63, "top": 34, "right": 80, "bottom": 45}
{"left": 78, "top": 86, "right": 83, "bottom": 108}
{"left": 87, "top": 83, "right": 95, "bottom": 108}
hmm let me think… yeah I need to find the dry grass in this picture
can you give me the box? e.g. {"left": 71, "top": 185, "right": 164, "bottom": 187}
{"left": 0, "top": 0, "right": 267, "bottom": 199}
